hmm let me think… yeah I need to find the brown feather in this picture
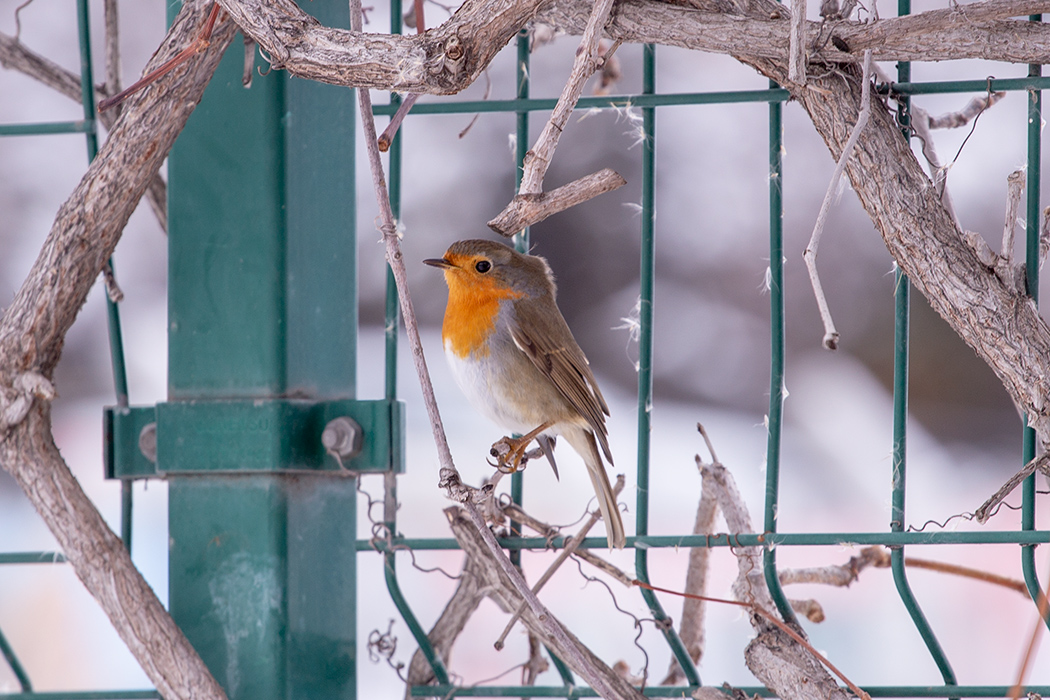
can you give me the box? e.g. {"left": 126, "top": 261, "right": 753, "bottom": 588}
{"left": 509, "top": 296, "right": 613, "bottom": 464}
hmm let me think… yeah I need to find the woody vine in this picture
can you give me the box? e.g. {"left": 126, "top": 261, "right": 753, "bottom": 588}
{"left": 2, "top": 0, "right": 1050, "bottom": 698}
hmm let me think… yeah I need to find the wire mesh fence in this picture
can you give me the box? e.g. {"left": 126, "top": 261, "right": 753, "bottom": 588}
{"left": 1, "top": 0, "right": 1049, "bottom": 698}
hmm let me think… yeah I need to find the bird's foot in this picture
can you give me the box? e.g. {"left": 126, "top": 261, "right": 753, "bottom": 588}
{"left": 488, "top": 435, "right": 531, "bottom": 473}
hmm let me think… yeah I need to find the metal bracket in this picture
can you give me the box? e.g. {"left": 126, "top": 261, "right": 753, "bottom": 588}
{"left": 104, "top": 398, "right": 405, "bottom": 479}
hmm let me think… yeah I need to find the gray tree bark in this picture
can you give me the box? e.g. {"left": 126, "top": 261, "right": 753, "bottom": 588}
{"left": 0, "top": 2, "right": 237, "bottom": 698}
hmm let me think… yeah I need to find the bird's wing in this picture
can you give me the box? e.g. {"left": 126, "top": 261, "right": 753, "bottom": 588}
{"left": 509, "top": 298, "right": 613, "bottom": 464}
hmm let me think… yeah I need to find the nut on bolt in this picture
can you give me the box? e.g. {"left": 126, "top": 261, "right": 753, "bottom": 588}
{"left": 322, "top": 417, "right": 363, "bottom": 459}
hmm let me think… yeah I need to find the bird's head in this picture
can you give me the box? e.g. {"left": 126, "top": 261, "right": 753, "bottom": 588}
{"left": 423, "top": 239, "right": 555, "bottom": 300}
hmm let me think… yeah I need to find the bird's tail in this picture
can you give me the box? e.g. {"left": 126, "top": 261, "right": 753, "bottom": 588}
{"left": 562, "top": 426, "right": 625, "bottom": 549}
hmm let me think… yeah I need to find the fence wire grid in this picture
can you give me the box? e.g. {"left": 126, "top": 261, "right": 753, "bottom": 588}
{"left": 1, "top": 0, "right": 1049, "bottom": 698}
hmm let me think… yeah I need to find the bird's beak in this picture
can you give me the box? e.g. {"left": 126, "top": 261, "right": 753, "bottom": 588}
{"left": 423, "top": 257, "right": 454, "bottom": 269}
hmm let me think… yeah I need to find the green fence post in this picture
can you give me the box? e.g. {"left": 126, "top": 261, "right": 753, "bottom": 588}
{"left": 1022, "top": 15, "right": 1049, "bottom": 629}
{"left": 164, "top": 2, "right": 359, "bottom": 698}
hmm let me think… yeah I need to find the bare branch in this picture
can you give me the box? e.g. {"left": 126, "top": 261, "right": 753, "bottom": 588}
{"left": 909, "top": 105, "right": 961, "bottom": 230}
{"left": 405, "top": 554, "right": 489, "bottom": 689}
{"left": 779, "top": 546, "right": 890, "bottom": 587}
{"left": 662, "top": 450, "right": 720, "bottom": 686}
{"left": 217, "top": 0, "right": 552, "bottom": 94}
{"left": 488, "top": 168, "right": 626, "bottom": 236}
{"left": 349, "top": 0, "right": 641, "bottom": 692}
{"left": 788, "top": 0, "right": 806, "bottom": 85}
{"left": 446, "top": 507, "right": 646, "bottom": 699}
{"left": 1002, "top": 168, "right": 1026, "bottom": 262}
{"left": 928, "top": 91, "right": 1005, "bottom": 129}
{"left": 153, "top": 0, "right": 1050, "bottom": 103}
{"left": 802, "top": 50, "right": 872, "bottom": 351}
{"left": 0, "top": 32, "right": 84, "bottom": 99}
{"left": 975, "top": 451, "right": 1050, "bottom": 522}
{"left": 540, "top": 0, "right": 1050, "bottom": 65}
{"left": 734, "top": 24, "right": 1050, "bottom": 447}
{"left": 0, "top": 2, "right": 236, "bottom": 696}
{"left": 517, "top": 0, "right": 615, "bottom": 195}
{"left": 495, "top": 475, "right": 627, "bottom": 649}
{"left": 103, "top": 0, "right": 122, "bottom": 105}
{"left": 0, "top": 32, "right": 168, "bottom": 231}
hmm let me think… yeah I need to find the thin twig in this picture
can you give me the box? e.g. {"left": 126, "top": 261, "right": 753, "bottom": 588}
{"left": 495, "top": 475, "right": 626, "bottom": 649}
{"left": 910, "top": 105, "right": 961, "bottom": 230}
{"left": 487, "top": 168, "right": 626, "bottom": 235}
{"left": 378, "top": 93, "right": 420, "bottom": 151}
{"left": 103, "top": 0, "right": 121, "bottom": 116}
{"left": 500, "top": 501, "right": 633, "bottom": 586}
{"left": 517, "top": 0, "right": 616, "bottom": 195}
{"left": 975, "top": 451, "right": 1050, "bottom": 523}
{"left": 98, "top": 3, "right": 222, "bottom": 113}
{"left": 662, "top": 427, "right": 721, "bottom": 685}
{"left": 905, "top": 557, "right": 1030, "bottom": 595}
{"left": 242, "top": 37, "right": 256, "bottom": 87}
{"left": 928, "top": 91, "right": 1005, "bottom": 129}
{"left": 0, "top": 33, "right": 167, "bottom": 231}
{"left": 1008, "top": 567, "right": 1049, "bottom": 700}
{"left": 349, "top": 1, "right": 632, "bottom": 694}
{"left": 803, "top": 49, "right": 872, "bottom": 350}
{"left": 101, "top": 261, "right": 124, "bottom": 303}
{"left": 636, "top": 580, "right": 870, "bottom": 700}
{"left": 377, "top": 0, "right": 427, "bottom": 151}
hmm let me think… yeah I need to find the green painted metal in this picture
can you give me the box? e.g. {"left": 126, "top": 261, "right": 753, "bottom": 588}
{"left": 630, "top": 44, "right": 702, "bottom": 689}
{"left": 762, "top": 81, "right": 797, "bottom": 626}
{"left": 161, "top": 1, "right": 366, "bottom": 697}
{"left": 0, "top": 121, "right": 94, "bottom": 136}
{"left": 1022, "top": 26, "right": 1050, "bottom": 629}
{"left": 890, "top": 272, "right": 958, "bottom": 688}
{"left": 166, "top": 10, "right": 354, "bottom": 400}
{"left": 370, "top": 75, "right": 1050, "bottom": 119}
{"left": 0, "top": 552, "right": 66, "bottom": 564}
{"left": 510, "top": 27, "right": 530, "bottom": 571}
{"left": 0, "top": 626, "right": 31, "bottom": 692}
{"left": 104, "top": 399, "right": 403, "bottom": 476}
{"left": 370, "top": 91, "right": 790, "bottom": 117}
{"left": 168, "top": 475, "right": 358, "bottom": 700}
{"left": 878, "top": 76, "right": 1050, "bottom": 95}
{"left": 891, "top": 25, "right": 958, "bottom": 688}
{"left": 4, "top": 0, "right": 1049, "bottom": 695}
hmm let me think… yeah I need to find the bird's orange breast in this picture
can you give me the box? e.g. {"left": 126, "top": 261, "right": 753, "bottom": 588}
{"left": 441, "top": 272, "right": 523, "bottom": 359}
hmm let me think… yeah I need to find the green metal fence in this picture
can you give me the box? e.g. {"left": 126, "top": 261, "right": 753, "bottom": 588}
{"left": 1, "top": 1, "right": 1049, "bottom": 698}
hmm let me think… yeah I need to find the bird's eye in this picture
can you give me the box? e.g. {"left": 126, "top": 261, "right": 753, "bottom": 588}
{"left": 475, "top": 260, "right": 492, "bottom": 273}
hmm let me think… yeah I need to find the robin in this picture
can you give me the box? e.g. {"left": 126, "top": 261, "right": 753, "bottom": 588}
{"left": 424, "top": 239, "right": 625, "bottom": 549}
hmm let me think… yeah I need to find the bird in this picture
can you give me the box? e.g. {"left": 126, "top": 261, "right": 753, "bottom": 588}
{"left": 424, "top": 239, "right": 625, "bottom": 549}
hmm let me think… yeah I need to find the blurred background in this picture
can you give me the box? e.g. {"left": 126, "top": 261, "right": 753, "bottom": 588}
{"left": 1, "top": 0, "right": 1047, "bottom": 696}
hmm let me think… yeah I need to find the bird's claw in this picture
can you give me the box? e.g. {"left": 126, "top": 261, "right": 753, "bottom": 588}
{"left": 488, "top": 436, "right": 529, "bottom": 473}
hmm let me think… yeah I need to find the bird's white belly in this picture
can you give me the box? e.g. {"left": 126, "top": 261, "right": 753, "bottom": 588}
{"left": 444, "top": 341, "right": 537, "bottom": 435}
